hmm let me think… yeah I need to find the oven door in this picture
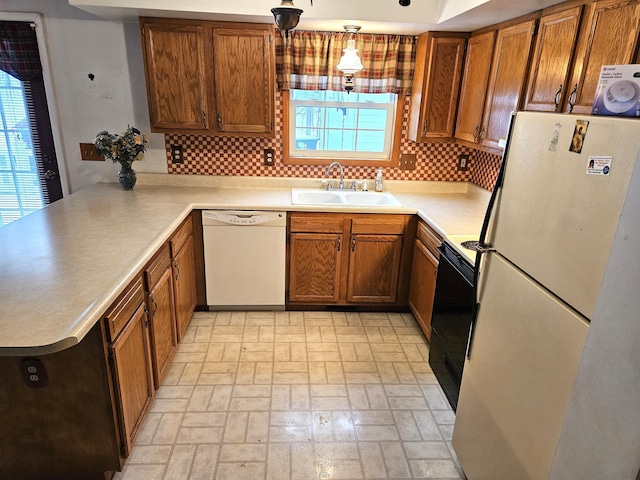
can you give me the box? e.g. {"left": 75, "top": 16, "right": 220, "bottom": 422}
{"left": 428, "top": 242, "right": 475, "bottom": 411}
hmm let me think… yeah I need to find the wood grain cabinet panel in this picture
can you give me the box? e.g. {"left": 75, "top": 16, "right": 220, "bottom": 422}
{"left": 347, "top": 234, "right": 403, "bottom": 303}
{"left": 455, "top": 31, "right": 496, "bottom": 144}
{"left": 141, "top": 22, "right": 208, "bottom": 131}
{"left": 408, "top": 230, "right": 441, "bottom": 342}
{"left": 108, "top": 302, "right": 155, "bottom": 458}
{"left": 289, "top": 232, "right": 344, "bottom": 303}
{"left": 565, "top": 0, "right": 640, "bottom": 114}
{"left": 144, "top": 244, "right": 177, "bottom": 388}
{"left": 524, "top": 6, "right": 583, "bottom": 112}
{"left": 409, "top": 33, "right": 468, "bottom": 142}
{"left": 287, "top": 213, "right": 414, "bottom": 307}
{"left": 481, "top": 20, "right": 537, "bottom": 149}
{"left": 213, "top": 28, "right": 274, "bottom": 134}
{"left": 140, "top": 18, "right": 275, "bottom": 136}
{"left": 173, "top": 234, "right": 198, "bottom": 340}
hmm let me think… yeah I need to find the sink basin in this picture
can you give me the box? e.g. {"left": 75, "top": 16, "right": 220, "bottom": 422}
{"left": 291, "top": 188, "right": 401, "bottom": 207}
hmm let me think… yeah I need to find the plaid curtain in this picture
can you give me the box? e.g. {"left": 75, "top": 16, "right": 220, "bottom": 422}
{"left": 0, "top": 22, "right": 42, "bottom": 81}
{"left": 275, "top": 30, "right": 416, "bottom": 95}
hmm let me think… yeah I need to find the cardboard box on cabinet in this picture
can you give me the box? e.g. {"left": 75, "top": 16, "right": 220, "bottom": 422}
{"left": 591, "top": 65, "right": 640, "bottom": 117}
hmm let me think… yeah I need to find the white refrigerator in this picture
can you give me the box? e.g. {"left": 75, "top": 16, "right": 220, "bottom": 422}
{"left": 452, "top": 111, "right": 640, "bottom": 479}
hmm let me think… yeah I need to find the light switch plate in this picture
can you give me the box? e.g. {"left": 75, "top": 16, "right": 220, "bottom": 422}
{"left": 79, "top": 143, "right": 104, "bottom": 161}
{"left": 457, "top": 154, "right": 470, "bottom": 171}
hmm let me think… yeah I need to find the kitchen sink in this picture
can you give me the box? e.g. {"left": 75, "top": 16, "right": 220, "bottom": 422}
{"left": 291, "top": 188, "right": 402, "bottom": 207}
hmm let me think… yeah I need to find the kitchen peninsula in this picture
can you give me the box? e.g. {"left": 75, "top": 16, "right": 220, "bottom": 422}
{"left": 0, "top": 175, "right": 489, "bottom": 479}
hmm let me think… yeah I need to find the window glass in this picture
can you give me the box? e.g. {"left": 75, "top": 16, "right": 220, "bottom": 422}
{"left": 288, "top": 89, "right": 398, "bottom": 162}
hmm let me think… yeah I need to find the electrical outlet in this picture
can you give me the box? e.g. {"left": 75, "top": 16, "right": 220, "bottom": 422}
{"left": 171, "top": 145, "right": 183, "bottom": 164}
{"left": 264, "top": 148, "right": 275, "bottom": 166}
{"left": 79, "top": 143, "right": 104, "bottom": 161}
{"left": 400, "top": 153, "right": 416, "bottom": 170}
{"left": 457, "top": 154, "right": 470, "bottom": 171}
{"left": 20, "top": 358, "right": 47, "bottom": 388}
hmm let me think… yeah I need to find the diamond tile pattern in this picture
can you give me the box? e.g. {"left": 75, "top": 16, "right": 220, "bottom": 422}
{"left": 114, "top": 311, "right": 464, "bottom": 480}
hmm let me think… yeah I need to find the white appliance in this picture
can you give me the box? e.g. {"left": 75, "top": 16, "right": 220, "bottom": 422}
{"left": 452, "top": 112, "right": 640, "bottom": 479}
{"left": 202, "top": 210, "right": 286, "bottom": 309}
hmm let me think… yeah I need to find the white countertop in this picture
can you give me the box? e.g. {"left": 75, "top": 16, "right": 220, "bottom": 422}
{"left": 0, "top": 175, "right": 489, "bottom": 355}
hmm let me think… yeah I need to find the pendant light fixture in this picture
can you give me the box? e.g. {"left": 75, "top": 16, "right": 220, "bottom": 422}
{"left": 271, "top": 0, "right": 304, "bottom": 42}
{"left": 336, "top": 25, "right": 364, "bottom": 93}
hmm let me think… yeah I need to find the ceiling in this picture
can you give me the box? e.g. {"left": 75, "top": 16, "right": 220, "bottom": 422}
{"left": 70, "top": 0, "right": 567, "bottom": 34}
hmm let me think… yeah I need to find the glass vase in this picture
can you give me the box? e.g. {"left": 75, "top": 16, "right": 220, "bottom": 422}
{"left": 117, "top": 164, "right": 137, "bottom": 190}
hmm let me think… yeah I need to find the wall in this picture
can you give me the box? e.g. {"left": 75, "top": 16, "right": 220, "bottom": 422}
{"left": 165, "top": 95, "right": 502, "bottom": 191}
{"left": 2, "top": 0, "right": 168, "bottom": 193}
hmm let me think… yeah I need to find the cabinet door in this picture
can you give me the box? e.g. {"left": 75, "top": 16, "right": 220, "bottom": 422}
{"left": 455, "top": 31, "right": 496, "bottom": 144}
{"left": 523, "top": 7, "right": 583, "bottom": 112}
{"left": 408, "top": 239, "right": 439, "bottom": 341}
{"left": 141, "top": 22, "right": 209, "bottom": 131}
{"left": 109, "top": 303, "right": 154, "bottom": 457}
{"left": 347, "top": 235, "right": 403, "bottom": 303}
{"left": 289, "top": 233, "right": 343, "bottom": 303}
{"left": 173, "top": 235, "right": 197, "bottom": 341}
{"left": 565, "top": 0, "right": 640, "bottom": 114}
{"left": 481, "top": 20, "right": 537, "bottom": 149}
{"left": 212, "top": 28, "right": 275, "bottom": 135}
{"left": 147, "top": 266, "right": 177, "bottom": 387}
{"left": 409, "top": 33, "right": 467, "bottom": 141}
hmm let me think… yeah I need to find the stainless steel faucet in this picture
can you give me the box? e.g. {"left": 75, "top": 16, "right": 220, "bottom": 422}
{"left": 326, "top": 161, "right": 344, "bottom": 190}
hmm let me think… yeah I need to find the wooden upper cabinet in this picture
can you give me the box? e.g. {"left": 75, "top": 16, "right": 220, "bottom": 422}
{"left": 481, "top": 20, "right": 537, "bottom": 149}
{"left": 408, "top": 33, "right": 468, "bottom": 142}
{"left": 455, "top": 31, "right": 496, "bottom": 144}
{"left": 524, "top": 7, "right": 583, "bottom": 112}
{"left": 565, "top": 0, "right": 640, "bottom": 114}
{"left": 213, "top": 28, "right": 275, "bottom": 134}
{"left": 140, "top": 18, "right": 275, "bottom": 136}
{"left": 141, "top": 22, "right": 209, "bottom": 131}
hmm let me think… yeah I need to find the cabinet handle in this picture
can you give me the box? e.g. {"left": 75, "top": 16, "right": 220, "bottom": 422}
{"left": 217, "top": 113, "right": 222, "bottom": 130}
{"left": 479, "top": 126, "right": 486, "bottom": 141}
{"left": 472, "top": 125, "right": 479, "bottom": 143}
{"left": 567, "top": 84, "right": 578, "bottom": 113}
{"left": 351, "top": 237, "right": 356, "bottom": 252}
{"left": 336, "top": 236, "right": 341, "bottom": 252}
{"left": 422, "top": 120, "right": 428, "bottom": 136}
{"left": 202, "top": 111, "right": 207, "bottom": 129}
{"left": 150, "top": 294, "right": 157, "bottom": 316}
{"left": 554, "top": 84, "right": 563, "bottom": 112}
{"left": 174, "top": 260, "right": 180, "bottom": 281}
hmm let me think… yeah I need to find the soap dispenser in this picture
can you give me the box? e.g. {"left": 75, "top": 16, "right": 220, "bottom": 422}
{"left": 375, "top": 168, "right": 384, "bottom": 192}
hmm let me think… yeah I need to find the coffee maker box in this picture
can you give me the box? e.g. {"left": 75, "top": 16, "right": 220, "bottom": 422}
{"left": 591, "top": 65, "right": 640, "bottom": 117}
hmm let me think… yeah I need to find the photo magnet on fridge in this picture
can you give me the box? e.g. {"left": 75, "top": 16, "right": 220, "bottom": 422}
{"left": 569, "top": 120, "right": 589, "bottom": 154}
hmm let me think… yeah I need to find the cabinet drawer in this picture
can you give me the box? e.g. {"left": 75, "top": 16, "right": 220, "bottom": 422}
{"left": 289, "top": 214, "right": 345, "bottom": 233}
{"left": 416, "top": 221, "right": 442, "bottom": 259}
{"left": 351, "top": 215, "right": 407, "bottom": 235}
{"left": 170, "top": 214, "right": 193, "bottom": 256}
{"left": 104, "top": 275, "right": 145, "bottom": 342}
{"left": 144, "top": 243, "right": 172, "bottom": 289}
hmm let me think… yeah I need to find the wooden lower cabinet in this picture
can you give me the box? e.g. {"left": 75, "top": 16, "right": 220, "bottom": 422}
{"left": 171, "top": 215, "right": 198, "bottom": 340}
{"left": 144, "top": 244, "right": 178, "bottom": 387}
{"left": 108, "top": 300, "right": 155, "bottom": 457}
{"left": 408, "top": 221, "right": 442, "bottom": 341}
{"left": 287, "top": 213, "right": 415, "bottom": 307}
{"left": 347, "top": 234, "right": 403, "bottom": 303}
{"left": 289, "top": 232, "right": 343, "bottom": 303}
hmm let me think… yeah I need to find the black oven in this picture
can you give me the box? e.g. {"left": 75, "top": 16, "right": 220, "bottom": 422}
{"left": 428, "top": 241, "right": 475, "bottom": 411}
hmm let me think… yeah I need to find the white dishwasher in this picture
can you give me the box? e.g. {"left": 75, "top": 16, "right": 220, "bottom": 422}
{"left": 202, "top": 210, "right": 286, "bottom": 309}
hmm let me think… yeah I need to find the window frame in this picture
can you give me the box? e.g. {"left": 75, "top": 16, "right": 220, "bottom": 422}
{"left": 283, "top": 90, "right": 403, "bottom": 167}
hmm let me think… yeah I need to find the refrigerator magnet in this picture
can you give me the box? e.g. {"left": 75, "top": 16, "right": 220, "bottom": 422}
{"left": 569, "top": 119, "right": 589, "bottom": 153}
{"left": 586, "top": 156, "right": 612, "bottom": 175}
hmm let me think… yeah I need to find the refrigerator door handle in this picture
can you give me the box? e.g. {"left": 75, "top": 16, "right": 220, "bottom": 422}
{"left": 467, "top": 112, "right": 519, "bottom": 359}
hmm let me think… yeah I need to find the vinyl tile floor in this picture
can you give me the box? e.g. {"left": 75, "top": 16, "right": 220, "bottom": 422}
{"left": 113, "top": 310, "right": 464, "bottom": 480}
